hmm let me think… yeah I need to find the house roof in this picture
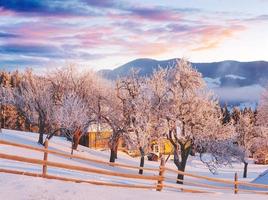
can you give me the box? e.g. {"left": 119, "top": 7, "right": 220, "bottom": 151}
{"left": 87, "top": 123, "right": 112, "bottom": 132}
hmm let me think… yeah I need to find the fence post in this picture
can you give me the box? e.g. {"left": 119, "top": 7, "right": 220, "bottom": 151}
{"left": 156, "top": 157, "right": 165, "bottom": 191}
{"left": 234, "top": 172, "right": 238, "bottom": 194}
{"left": 42, "top": 139, "right": 48, "bottom": 178}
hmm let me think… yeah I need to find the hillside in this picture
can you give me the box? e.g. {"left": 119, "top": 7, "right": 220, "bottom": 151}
{"left": 100, "top": 59, "right": 268, "bottom": 85}
{"left": 1, "top": 129, "right": 268, "bottom": 199}
{"left": 99, "top": 59, "right": 268, "bottom": 107}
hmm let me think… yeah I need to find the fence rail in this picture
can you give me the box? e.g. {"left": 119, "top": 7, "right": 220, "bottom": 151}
{"left": 0, "top": 139, "right": 268, "bottom": 195}
{"left": 0, "top": 140, "right": 158, "bottom": 171}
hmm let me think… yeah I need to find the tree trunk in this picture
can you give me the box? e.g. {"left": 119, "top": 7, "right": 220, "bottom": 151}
{"left": 25, "top": 120, "right": 31, "bottom": 132}
{"left": 15, "top": 115, "right": 20, "bottom": 131}
{"left": 243, "top": 161, "right": 248, "bottom": 178}
{"left": 176, "top": 156, "right": 188, "bottom": 184}
{"left": 38, "top": 130, "right": 44, "bottom": 144}
{"left": 72, "top": 138, "right": 79, "bottom": 150}
{"left": 0, "top": 105, "right": 3, "bottom": 130}
{"left": 38, "top": 120, "right": 45, "bottom": 144}
{"left": 47, "top": 131, "right": 56, "bottom": 140}
{"left": 139, "top": 147, "right": 145, "bottom": 175}
{"left": 72, "top": 129, "right": 82, "bottom": 150}
{"left": 0, "top": 106, "right": 2, "bottom": 133}
{"left": 108, "top": 133, "right": 120, "bottom": 163}
{"left": 71, "top": 139, "right": 74, "bottom": 155}
{"left": 109, "top": 148, "right": 116, "bottom": 163}
{"left": 173, "top": 142, "right": 191, "bottom": 184}
{"left": 1, "top": 105, "right": 5, "bottom": 129}
{"left": 114, "top": 144, "right": 118, "bottom": 159}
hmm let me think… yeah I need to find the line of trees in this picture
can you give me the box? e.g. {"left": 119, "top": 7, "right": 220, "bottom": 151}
{"left": 1, "top": 59, "right": 268, "bottom": 182}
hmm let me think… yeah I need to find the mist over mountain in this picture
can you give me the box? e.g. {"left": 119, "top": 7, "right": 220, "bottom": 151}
{"left": 99, "top": 58, "right": 268, "bottom": 108}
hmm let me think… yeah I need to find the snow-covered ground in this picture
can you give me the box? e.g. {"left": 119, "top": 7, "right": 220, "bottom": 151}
{"left": 252, "top": 170, "right": 268, "bottom": 185}
{"left": 2, "top": 173, "right": 268, "bottom": 200}
{"left": 0, "top": 129, "right": 268, "bottom": 200}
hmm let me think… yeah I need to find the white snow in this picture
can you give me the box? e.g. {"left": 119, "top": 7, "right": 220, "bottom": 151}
{"left": 252, "top": 169, "right": 268, "bottom": 185}
{"left": 225, "top": 74, "right": 246, "bottom": 80}
{"left": 204, "top": 77, "right": 221, "bottom": 88}
{"left": 1, "top": 129, "right": 268, "bottom": 200}
{"left": 3, "top": 173, "right": 268, "bottom": 200}
{"left": 237, "top": 102, "right": 258, "bottom": 110}
{"left": 1, "top": 173, "right": 268, "bottom": 200}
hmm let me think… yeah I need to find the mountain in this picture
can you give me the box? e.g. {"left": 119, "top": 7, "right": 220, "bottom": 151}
{"left": 99, "top": 58, "right": 268, "bottom": 108}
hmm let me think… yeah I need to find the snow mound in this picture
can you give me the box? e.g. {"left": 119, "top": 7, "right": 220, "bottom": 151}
{"left": 252, "top": 169, "right": 268, "bottom": 185}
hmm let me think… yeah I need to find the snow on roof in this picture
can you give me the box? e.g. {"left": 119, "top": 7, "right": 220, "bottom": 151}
{"left": 87, "top": 123, "right": 112, "bottom": 132}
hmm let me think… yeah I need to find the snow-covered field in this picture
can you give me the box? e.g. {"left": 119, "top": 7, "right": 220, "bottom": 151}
{"left": 2, "top": 173, "right": 268, "bottom": 200}
{"left": 0, "top": 129, "right": 268, "bottom": 200}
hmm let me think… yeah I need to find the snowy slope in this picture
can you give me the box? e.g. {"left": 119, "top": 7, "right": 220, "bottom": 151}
{"left": 1, "top": 129, "right": 268, "bottom": 200}
{"left": 0, "top": 129, "right": 159, "bottom": 186}
{"left": 1, "top": 173, "right": 268, "bottom": 200}
{"left": 252, "top": 170, "right": 268, "bottom": 185}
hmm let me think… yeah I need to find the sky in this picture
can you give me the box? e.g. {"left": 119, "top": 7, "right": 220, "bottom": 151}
{"left": 0, "top": 0, "right": 268, "bottom": 71}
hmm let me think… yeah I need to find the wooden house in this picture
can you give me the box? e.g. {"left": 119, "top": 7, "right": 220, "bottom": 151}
{"left": 80, "top": 123, "right": 173, "bottom": 157}
{"left": 79, "top": 123, "right": 126, "bottom": 151}
{"left": 150, "top": 139, "right": 173, "bottom": 156}
{"left": 80, "top": 123, "right": 112, "bottom": 149}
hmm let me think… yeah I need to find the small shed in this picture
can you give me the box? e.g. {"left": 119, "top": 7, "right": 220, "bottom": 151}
{"left": 80, "top": 123, "right": 126, "bottom": 151}
{"left": 79, "top": 123, "right": 112, "bottom": 149}
{"left": 150, "top": 139, "right": 173, "bottom": 156}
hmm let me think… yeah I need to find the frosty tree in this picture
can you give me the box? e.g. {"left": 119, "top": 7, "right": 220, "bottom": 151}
{"left": 255, "top": 88, "right": 268, "bottom": 152}
{"left": 96, "top": 83, "right": 127, "bottom": 163}
{"left": 257, "top": 88, "right": 268, "bottom": 126}
{"left": 46, "top": 67, "right": 96, "bottom": 149}
{"left": 105, "top": 93, "right": 127, "bottom": 163}
{"left": 10, "top": 70, "right": 55, "bottom": 144}
{"left": 147, "top": 68, "right": 171, "bottom": 157}
{"left": 80, "top": 72, "right": 127, "bottom": 163}
{"left": 199, "top": 120, "right": 244, "bottom": 174}
{"left": 235, "top": 112, "right": 257, "bottom": 178}
{"left": 146, "top": 59, "right": 239, "bottom": 183}
{"left": 53, "top": 92, "right": 90, "bottom": 154}
{"left": 166, "top": 60, "right": 216, "bottom": 183}
{"left": 0, "top": 85, "right": 14, "bottom": 132}
{"left": 0, "top": 72, "right": 20, "bottom": 131}
{"left": 46, "top": 67, "right": 130, "bottom": 158}
{"left": 116, "top": 72, "right": 153, "bottom": 174}
{"left": 0, "top": 63, "right": 249, "bottom": 178}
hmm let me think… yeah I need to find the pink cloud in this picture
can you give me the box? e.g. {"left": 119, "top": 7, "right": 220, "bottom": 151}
{"left": 0, "top": 7, "right": 15, "bottom": 16}
{"left": 190, "top": 25, "right": 246, "bottom": 51}
{"left": 108, "top": 8, "right": 183, "bottom": 22}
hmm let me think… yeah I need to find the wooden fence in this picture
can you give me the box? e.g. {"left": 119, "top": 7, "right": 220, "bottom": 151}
{"left": 0, "top": 139, "right": 268, "bottom": 195}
